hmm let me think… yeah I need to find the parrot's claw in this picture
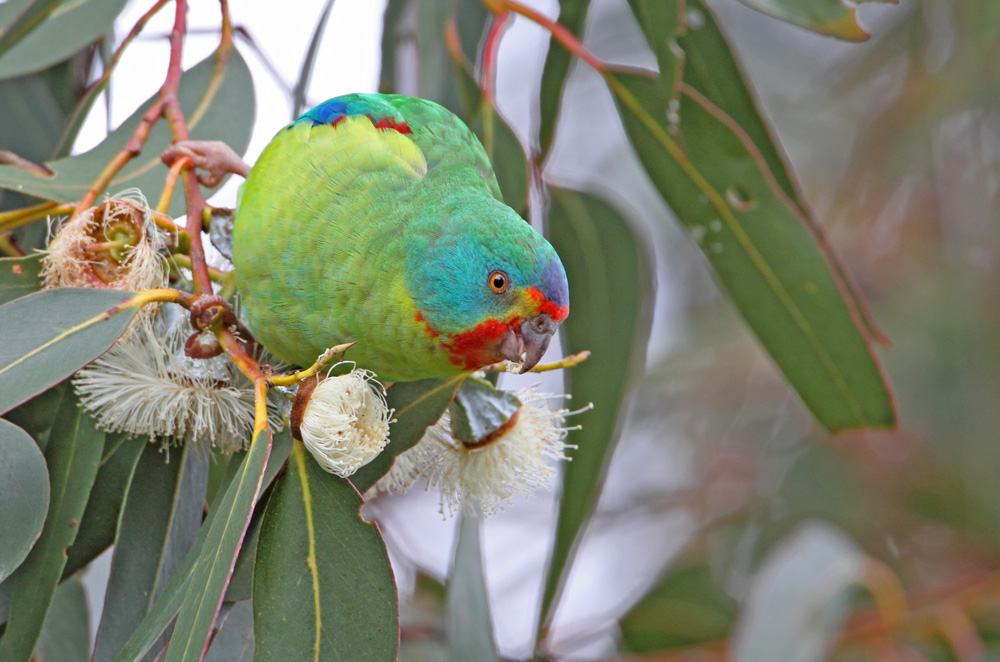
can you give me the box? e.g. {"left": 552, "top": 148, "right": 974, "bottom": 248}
{"left": 161, "top": 140, "right": 251, "bottom": 188}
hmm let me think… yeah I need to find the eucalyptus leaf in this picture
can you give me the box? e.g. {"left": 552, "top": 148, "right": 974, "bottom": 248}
{"left": 93, "top": 443, "right": 209, "bottom": 662}
{"left": 0, "top": 254, "right": 42, "bottom": 305}
{"left": 34, "top": 576, "right": 90, "bottom": 662}
{"left": 540, "top": 188, "right": 652, "bottom": 628}
{"left": 0, "top": 394, "right": 104, "bottom": 662}
{"left": 0, "top": 287, "right": 139, "bottom": 416}
{"left": 161, "top": 428, "right": 272, "bottom": 662}
{"left": 113, "top": 429, "right": 291, "bottom": 662}
{"left": 620, "top": 563, "right": 737, "bottom": 652}
{"left": 0, "top": 0, "right": 62, "bottom": 65}
{"left": 204, "top": 600, "right": 253, "bottom": 662}
{"left": 446, "top": 517, "right": 499, "bottom": 662}
{"left": 733, "top": 0, "right": 869, "bottom": 42}
{"left": 538, "top": 0, "right": 591, "bottom": 157}
{"left": 62, "top": 433, "right": 146, "bottom": 580}
{"left": 0, "top": 418, "right": 50, "bottom": 583}
{"left": 448, "top": 377, "right": 519, "bottom": 445}
{"left": 732, "top": 523, "right": 866, "bottom": 662}
{"left": 350, "top": 377, "right": 461, "bottom": 493}
{"left": 608, "top": 63, "right": 894, "bottom": 430}
{"left": 0, "top": 47, "right": 254, "bottom": 217}
{"left": 254, "top": 442, "right": 398, "bottom": 661}
{"left": 0, "top": 0, "right": 129, "bottom": 79}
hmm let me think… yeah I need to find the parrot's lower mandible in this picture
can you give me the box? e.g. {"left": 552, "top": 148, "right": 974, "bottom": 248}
{"left": 230, "top": 94, "right": 569, "bottom": 382}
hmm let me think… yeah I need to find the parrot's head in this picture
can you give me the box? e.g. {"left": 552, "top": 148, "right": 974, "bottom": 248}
{"left": 405, "top": 196, "right": 569, "bottom": 374}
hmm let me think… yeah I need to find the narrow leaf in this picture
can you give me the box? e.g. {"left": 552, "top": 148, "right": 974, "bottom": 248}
{"left": 113, "top": 431, "right": 291, "bottom": 662}
{"left": 0, "top": 0, "right": 62, "bottom": 63}
{"left": 161, "top": 428, "right": 272, "bottom": 662}
{"left": 253, "top": 442, "right": 399, "bottom": 662}
{"left": 223, "top": 430, "right": 293, "bottom": 603}
{"left": 0, "top": 47, "right": 254, "bottom": 217}
{"left": 204, "top": 600, "right": 253, "bottom": 662}
{"left": 350, "top": 377, "right": 461, "bottom": 493}
{"left": 0, "top": 0, "right": 129, "bottom": 79}
{"left": 620, "top": 563, "right": 737, "bottom": 652}
{"left": 93, "top": 443, "right": 209, "bottom": 662}
{"left": 732, "top": 523, "right": 866, "bottom": 662}
{"left": 62, "top": 433, "right": 146, "bottom": 579}
{"left": 0, "top": 394, "right": 104, "bottom": 661}
{"left": 733, "top": 0, "right": 869, "bottom": 42}
{"left": 0, "top": 287, "right": 139, "bottom": 416}
{"left": 446, "top": 517, "right": 499, "bottom": 662}
{"left": 0, "top": 418, "right": 49, "bottom": 583}
{"left": 537, "top": 0, "right": 591, "bottom": 157}
{"left": 0, "top": 254, "right": 42, "bottom": 305}
{"left": 607, "top": 57, "right": 894, "bottom": 429}
{"left": 540, "top": 188, "right": 652, "bottom": 627}
{"left": 34, "top": 576, "right": 90, "bottom": 662}
{"left": 2, "top": 382, "right": 66, "bottom": 452}
{"left": 292, "top": 0, "right": 336, "bottom": 118}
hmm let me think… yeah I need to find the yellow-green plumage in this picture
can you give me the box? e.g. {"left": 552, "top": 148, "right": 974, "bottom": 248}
{"left": 233, "top": 94, "right": 569, "bottom": 382}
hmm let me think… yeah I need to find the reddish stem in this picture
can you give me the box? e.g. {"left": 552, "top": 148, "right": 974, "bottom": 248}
{"left": 480, "top": 11, "right": 511, "bottom": 103}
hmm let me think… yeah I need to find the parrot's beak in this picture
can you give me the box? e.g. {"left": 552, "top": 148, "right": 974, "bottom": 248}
{"left": 498, "top": 314, "right": 558, "bottom": 374}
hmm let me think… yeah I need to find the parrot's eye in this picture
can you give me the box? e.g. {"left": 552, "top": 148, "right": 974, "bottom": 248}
{"left": 488, "top": 270, "right": 509, "bottom": 293}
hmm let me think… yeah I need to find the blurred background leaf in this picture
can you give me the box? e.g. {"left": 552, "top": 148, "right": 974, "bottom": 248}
{"left": 541, "top": 188, "right": 653, "bottom": 629}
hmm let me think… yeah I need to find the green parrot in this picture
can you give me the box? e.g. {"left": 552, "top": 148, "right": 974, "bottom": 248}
{"left": 230, "top": 94, "right": 569, "bottom": 382}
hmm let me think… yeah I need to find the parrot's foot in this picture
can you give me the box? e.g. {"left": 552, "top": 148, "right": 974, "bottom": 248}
{"left": 161, "top": 140, "right": 251, "bottom": 187}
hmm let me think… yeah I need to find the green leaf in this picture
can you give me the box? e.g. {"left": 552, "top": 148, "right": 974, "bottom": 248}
{"left": 3, "top": 382, "right": 67, "bottom": 452}
{"left": 34, "top": 576, "right": 90, "bottom": 662}
{"left": 0, "top": 287, "right": 139, "bottom": 416}
{"left": 540, "top": 188, "right": 652, "bottom": 627}
{"left": 113, "top": 430, "right": 291, "bottom": 662}
{"left": 350, "top": 377, "right": 461, "bottom": 493}
{"left": 475, "top": 105, "right": 528, "bottom": 215}
{"left": 537, "top": 0, "right": 591, "bottom": 157}
{"left": 223, "top": 430, "right": 293, "bottom": 603}
{"left": 448, "top": 377, "right": 519, "bottom": 445}
{"left": 0, "top": 0, "right": 62, "bottom": 64}
{"left": 0, "top": 394, "right": 104, "bottom": 662}
{"left": 0, "top": 254, "right": 42, "bottom": 305}
{"left": 607, "top": 18, "right": 894, "bottom": 430}
{"left": 446, "top": 517, "right": 499, "bottom": 662}
{"left": 620, "top": 563, "right": 737, "bottom": 652}
{"left": 0, "top": 46, "right": 255, "bottom": 217}
{"left": 0, "top": 0, "right": 129, "bottom": 79}
{"left": 93, "top": 443, "right": 209, "bottom": 662}
{"left": 444, "top": 25, "right": 528, "bottom": 215}
{"left": 253, "top": 442, "right": 398, "bottom": 662}
{"left": 291, "top": 0, "right": 335, "bottom": 118}
{"left": 0, "top": 418, "right": 49, "bottom": 583}
{"left": 731, "top": 522, "right": 865, "bottom": 662}
{"left": 733, "top": 0, "right": 869, "bottom": 42}
{"left": 63, "top": 432, "right": 146, "bottom": 579}
{"left": 161, "top": 428, "right": 272, "bottom": 662}
{"left": 204, "top": 600, "right": 253, "bottom": 662}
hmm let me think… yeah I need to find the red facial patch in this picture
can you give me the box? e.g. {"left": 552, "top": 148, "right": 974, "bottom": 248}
{"left": 414, "top": 311, "right": 439, "bottom": 340}
{"left": 526, "top": 287, "right": 569, "bottom": 322}
{"left": 443, "top": 318, "right": 517, "bottom": 370}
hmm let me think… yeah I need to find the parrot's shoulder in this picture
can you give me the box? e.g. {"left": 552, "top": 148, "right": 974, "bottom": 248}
{"left": 290, "top": 94, "right": 503, "bottom": 199}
